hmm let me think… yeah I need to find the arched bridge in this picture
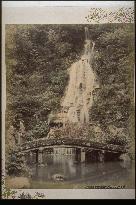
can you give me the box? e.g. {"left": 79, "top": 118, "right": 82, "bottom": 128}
{"left": 17, "top": 137, "right": 128, "bottom": 164}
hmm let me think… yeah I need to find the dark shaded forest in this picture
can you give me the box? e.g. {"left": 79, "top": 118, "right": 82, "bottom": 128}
{"left": 5, "top": 24, "right": 135, "bottom": 155}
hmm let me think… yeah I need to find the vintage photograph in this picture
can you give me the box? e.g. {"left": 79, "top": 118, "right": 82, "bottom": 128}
{"left": 2, "top": 1, "right": 135, "bottom": 199}
{"left": 5, "top": 22, "right": 135, "bottom": 189}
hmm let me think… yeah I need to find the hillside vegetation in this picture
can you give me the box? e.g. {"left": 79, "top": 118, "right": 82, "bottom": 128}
{"left": 6, "top": 24, "right": 134, "bottom": 151}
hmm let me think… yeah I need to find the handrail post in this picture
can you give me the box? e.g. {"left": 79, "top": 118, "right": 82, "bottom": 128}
{"left": 98, "top": 150, "right": 105, "bottom": 162}
{"left": 81, "top": 148, "right": 86, "bottom": 163}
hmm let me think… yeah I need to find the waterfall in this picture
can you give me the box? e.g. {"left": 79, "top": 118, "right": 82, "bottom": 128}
{"left": 60, "top": 27, "right": 99, "bottom": 124}
{"left": 85, "top": 26, "right": 89, "bottom": 40}
{"left": 47, "top": 27, "right": 99, "bottom": 138}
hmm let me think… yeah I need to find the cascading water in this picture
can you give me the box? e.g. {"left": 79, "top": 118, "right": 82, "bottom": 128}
{"left": 60, "top": 27, "right": 99, "bottom": 124}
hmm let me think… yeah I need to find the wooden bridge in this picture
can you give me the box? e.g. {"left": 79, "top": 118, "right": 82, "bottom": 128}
{"left": 16, "top": 137, "right": 128, "bottom": 165}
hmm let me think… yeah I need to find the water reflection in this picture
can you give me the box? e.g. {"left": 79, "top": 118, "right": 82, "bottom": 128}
{"left": 29, "top": 150, "right": 134, "bottom": 187}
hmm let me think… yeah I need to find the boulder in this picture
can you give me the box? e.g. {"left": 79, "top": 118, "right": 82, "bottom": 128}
{"left": 119, "top": 154, "right": 131, "bottom": 168}
{"left": 119, "top": 153, "right": 131, "bottom": 162}
{"left": 52, "top": 174, "right": 65, "bottom": 181}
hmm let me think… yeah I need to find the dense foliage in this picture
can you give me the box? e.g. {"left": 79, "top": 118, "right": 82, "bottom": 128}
{"left": 88, "top": 24, "right": 134, "bottom": 147}
{"left": 48, "top": 123, "right": 107, "bottom": 143}
{"left": 6, "top": 152, "right": 30, "bottom": 177}
{"left": 6, "top": 25, "right": 84, "bottom": 131}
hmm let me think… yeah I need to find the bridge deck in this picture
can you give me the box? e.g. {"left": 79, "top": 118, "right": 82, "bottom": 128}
{"left": 17, "top": 137, "right": 128, "bottom": 154}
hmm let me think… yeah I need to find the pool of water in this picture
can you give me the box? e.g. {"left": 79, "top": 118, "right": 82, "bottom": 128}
{"left": 29, "top": 153, "right": 135, "bottom": 188}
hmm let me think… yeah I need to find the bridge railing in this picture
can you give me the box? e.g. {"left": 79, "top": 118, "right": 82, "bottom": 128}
{"left": 17, "top": 137, "right": 127, "bottom": 153}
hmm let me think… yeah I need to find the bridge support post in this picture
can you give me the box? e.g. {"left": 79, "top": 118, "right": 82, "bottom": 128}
{"left": 29, "top": 151, "right": 33, "bottom": 164}
{"left": 81, "top": 148, "right": 86, "bottom": 163}
{"left": 98, "top": 150, "right": 105, "bottom": 162}
{"left": 38, "top": 147, "right": 44, "bottom": 167}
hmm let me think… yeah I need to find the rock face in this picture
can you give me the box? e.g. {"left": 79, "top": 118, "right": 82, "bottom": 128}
{"left": 59, "top": 27, "right": 99, "bottom": 124}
